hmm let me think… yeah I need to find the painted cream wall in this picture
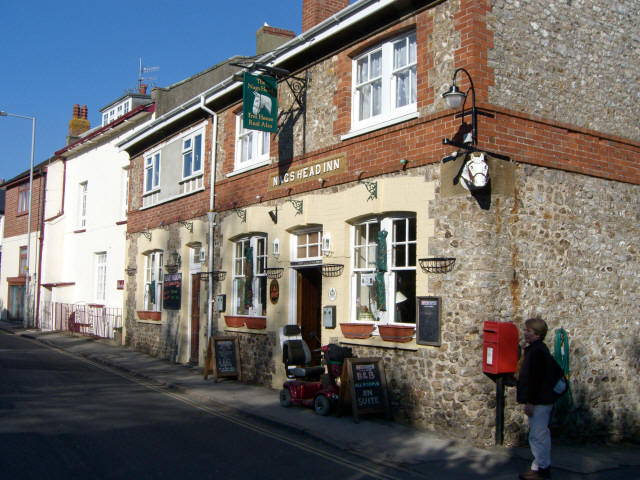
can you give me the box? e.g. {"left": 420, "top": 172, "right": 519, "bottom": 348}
{"left": 218, "top": 173, "right": 436, "bottom": 388}
{"left": 0, "top": 231, "right": 38, "bottom": 320}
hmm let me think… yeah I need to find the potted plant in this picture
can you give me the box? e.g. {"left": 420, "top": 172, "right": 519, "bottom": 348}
{"left": 340, "top": 322, "right": 375, "bottom": 339}
{"left": 378, "top": 324, "right": 415, "bottom": 343}
{"left": 244, "top": 316, "right": 267, "bottom": 329}
{"left": 224, "top": 316, "right": 245, "bottom": 328}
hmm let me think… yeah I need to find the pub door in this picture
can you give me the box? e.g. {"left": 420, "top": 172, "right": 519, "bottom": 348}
{"left": 296, "top": 266, "right": 322, "bottom": 364}
{"left": 190, "top": 273, "right": 200, "bottom": 364}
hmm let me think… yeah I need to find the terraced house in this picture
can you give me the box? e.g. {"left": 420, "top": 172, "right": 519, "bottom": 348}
{"left": 117, "top": 0, "right": 639, "bottom": 446}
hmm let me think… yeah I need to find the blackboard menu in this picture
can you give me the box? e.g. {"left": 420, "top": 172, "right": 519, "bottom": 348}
{"left": 213, "top": 336, "right": 241, "bottom": 379}
{"left": 163, "top": 273, "right": 181, "bottom": 310}
{"left": 345, "top": 357, "right": 390, "bottom": 423}
{"left": 417, "top": 296, "right": 441, "bottom": 346}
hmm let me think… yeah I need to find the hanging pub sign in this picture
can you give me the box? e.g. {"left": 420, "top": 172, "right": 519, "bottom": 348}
{"left": 163, "top": 273, "right": 182, "bottom": 310}
{"left": 242, "top": 72, "right": 278, "bottom": 133}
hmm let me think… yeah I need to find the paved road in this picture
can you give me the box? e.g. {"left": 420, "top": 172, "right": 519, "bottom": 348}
{"left": 0, "top": 331, "right": 415, "bottom": 480}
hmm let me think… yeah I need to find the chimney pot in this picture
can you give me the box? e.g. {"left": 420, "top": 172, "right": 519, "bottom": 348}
{"left": 139, "top": 83, "right": 148, "bottom": 95}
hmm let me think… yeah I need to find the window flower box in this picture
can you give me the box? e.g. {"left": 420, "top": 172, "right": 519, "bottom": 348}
{"left": 224, "top": 316, "right": 245, "bottom": 328}
{"left": 244, "top": 316, "right": 267, "bottom": 330}
{"left": 137, "top": 310, "right": 161, "bottom": 321}
{"left": 340, "top": 323, "right": 375, "bottom": 339}
{"left": 378, "top": 325, "right": 415, "bottom": 343}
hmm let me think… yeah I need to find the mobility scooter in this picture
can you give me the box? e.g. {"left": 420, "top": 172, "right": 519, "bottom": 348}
{"left": 279, "top": 325, "right": 352, "bottom": 416}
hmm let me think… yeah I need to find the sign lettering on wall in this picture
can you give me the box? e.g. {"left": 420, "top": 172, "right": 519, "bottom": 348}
{"left": 242, "top": 73, "right": 278, "bottom": 133}
{"left": 268, "top": 154, "right": 346, "bottom": 190}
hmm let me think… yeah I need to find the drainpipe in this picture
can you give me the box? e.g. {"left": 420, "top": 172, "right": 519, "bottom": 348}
{"left": 199, "top": 95, "right": 217, "bottom": 339}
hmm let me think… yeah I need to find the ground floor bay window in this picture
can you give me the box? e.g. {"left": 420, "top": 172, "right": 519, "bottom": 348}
{"left": 351, "top": 215, "right": 416, "bottom": 325}
{"left": 232, "top": 235, "right": 267, "bottom": 316}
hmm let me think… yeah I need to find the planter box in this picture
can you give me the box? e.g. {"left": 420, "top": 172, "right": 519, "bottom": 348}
{"left": 137, "top": 310, "right": 161, "bottom": 321}
{"left": 244, "top": 316, "right": 267, "bottom": 330}
{"left": 378, "top": 325, "right": 415, "bottom": 343}
{"left": 224, "top": 316, "right": 245, "bottom": 328}
{"left": 340, "top": 323, "right": 375, "bottom": 339}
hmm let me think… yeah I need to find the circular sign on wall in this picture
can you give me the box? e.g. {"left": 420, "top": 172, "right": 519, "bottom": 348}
{"left": 269, "top": 279, "right": 280, "bottom": 305}
{"left": 328, "top": 287, "right": 337, "bottom": 302}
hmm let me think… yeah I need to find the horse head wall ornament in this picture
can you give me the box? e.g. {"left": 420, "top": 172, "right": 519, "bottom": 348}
{"left": 460, "top": 152, "right": 489, "bottom": 191}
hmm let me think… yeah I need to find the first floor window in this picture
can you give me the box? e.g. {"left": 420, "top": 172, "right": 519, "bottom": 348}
{"left": 18, "top": 185, "right": 30, "bottom": 214}
{"left": 95, "top": 252, "right": 107, "bottom": 303}
{"left": 352, "top": 31, "right": 417, "bottom": 130}
{"left": 235, "top": 115, "right": 270, "bottom": 171}
{"left": 78, "top": 182, "right": 88, "bottom": 228}
{"left": 232, "top": 236, "right": 267, "bottom": 316}
{"left": 182, "top": 131, "right": 203, "bottom": 179}
{"left": 144, "top": 251, "right": 163, "bottom": 312}
{"left": 351, "top": 215, "right": 416, "bottom": 325}
{"left": 144, "top": 152, "right": 160, "bottom": 193}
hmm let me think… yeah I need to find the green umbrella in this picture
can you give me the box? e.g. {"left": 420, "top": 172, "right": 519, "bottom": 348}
{"left": 376, "top": 230, "right": 388, "bottom": 311}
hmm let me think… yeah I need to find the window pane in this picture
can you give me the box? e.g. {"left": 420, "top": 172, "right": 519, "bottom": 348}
{"left": 184, "top": 138, "right": 191, "bottom": 150}
{"left": 370, "top": 50, "right": 382, "bottom": 78}
{"left": 308, "top": 245, "right": 319, "bottom": 257}
{"left": 394, "top": 38, "right": 407, "bottom": 69}
{"left": 357, "top": 57, "right": 368, "bottom": 84}
{"left": 396, "top": 70, "right": 409, "bottom": 108}
{"left": 194, "top": 134, "right": 202, "bottom": 171}
{"left": 356, "top": 272, "right": 379, "bottom": 320}
{"left": 153, "top": 154, "right": 160, "bottom": 187}
{"left": 146, "top": 168, "right": 153, "bottom": 192}
{"left": 260, "top": 131, "right": 269, "bottom": 156}
{"left": 372, "top": 80, "right": 382, "bottom": 116}
{"left": 411, "top": 67, "right": 417, "bottom": 104}
{"left": 359, "top": 85, "right": 370, "bottom": 120}
{"left": 394, "top": 270, "right": 416, "bottom": 323}
{"left": 183, "top": 152, "right": 192, "bottom": 177}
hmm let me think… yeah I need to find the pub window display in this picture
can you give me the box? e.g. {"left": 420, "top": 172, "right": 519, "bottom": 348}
{"left": 350, "top": 215, "right": 416, "bottom": 325}
{"left": 232, "top": 236, "right": 267, "bottom": 316}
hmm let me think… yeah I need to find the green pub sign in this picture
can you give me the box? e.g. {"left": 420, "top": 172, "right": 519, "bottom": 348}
{"left": 242, "top": 72, "right": 278, "bottom": 133}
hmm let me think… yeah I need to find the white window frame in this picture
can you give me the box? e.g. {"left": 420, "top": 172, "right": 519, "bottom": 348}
{"left": 95, "top": 252, "right": 107, "bottom": 303}
{"left": 232, "top": 236, "right": 267, "bottom": 316}
{"left": 17, "top": 185, "right": 29, "bottom": 213}
{"left": 349, "top": 215, "right": 416, "bottom": 326}
{"left": 144, "top": 151, "right": 160, "bottom": 194}
{"left": 144, "top": 251, "right": 163, "bottom": 312}
{"left": 234, "top": 114, "right": 270, "bottom": 172}
{"left": 78, "top": 181, "right": 88, "bottom": 228}
{"left": 182, "top": 130, "right": 204, "bottom": 180}
{"left": 292, "top": 230, "right": 323, "bottom": 262}
{"left": 351, "top": 31, "right": 417, "bottom": 133}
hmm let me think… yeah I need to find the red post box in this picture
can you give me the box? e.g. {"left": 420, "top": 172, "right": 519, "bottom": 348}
{"left": 483, "top": 321, "right": 519, "bottom": 374}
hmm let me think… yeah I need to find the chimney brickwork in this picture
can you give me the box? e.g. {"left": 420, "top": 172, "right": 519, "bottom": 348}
{"left": 66, "top": 103, "right": 91, "bottom": 145}
{"left": 302, "top": 0, "right": 349, "bottom": 32}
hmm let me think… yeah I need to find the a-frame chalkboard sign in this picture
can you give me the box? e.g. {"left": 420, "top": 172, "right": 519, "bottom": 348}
{"left": 204, "top": 336, "right": 241, "bottom": 381}
{"left": 339, "top": 357, "right": 391, "bottom": 423}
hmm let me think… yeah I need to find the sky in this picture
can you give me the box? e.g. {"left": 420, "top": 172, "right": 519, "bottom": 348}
{"left": 0, "top": 0, "right": 308, "bottom": 183}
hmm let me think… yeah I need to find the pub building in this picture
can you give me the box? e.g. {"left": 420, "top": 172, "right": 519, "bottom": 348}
{"left": 120, "top": 0, "right": 640, "bottom": 446}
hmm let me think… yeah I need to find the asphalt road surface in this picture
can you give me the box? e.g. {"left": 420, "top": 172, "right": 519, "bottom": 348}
{"left": 0, "top": 331, "right": 411, "bottom": 480}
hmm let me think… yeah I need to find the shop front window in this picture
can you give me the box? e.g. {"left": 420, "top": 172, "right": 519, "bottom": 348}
{"left": 350, "top": 215, "right": 416, "bottom": 325}
{"left": 232, "top": 236, "right": 267, "bottom": 316}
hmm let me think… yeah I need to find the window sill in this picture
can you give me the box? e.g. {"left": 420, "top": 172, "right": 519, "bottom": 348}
{"left": 179, "top": 173, "right": 204, "bottom": 184}
{"left": 341, "top": 111, "right": 419, "bottom": 141}
{"left": 73, "top": 228, "right": 86, "bottom": 234}
{"left": 139, "top": 186, "right": 204, "bottom": 211}
{"left": 226, "top": 159, "right": 271, "bottom": 178}
{"left": 339, "top": 334, "right": 418, "bottom": 351}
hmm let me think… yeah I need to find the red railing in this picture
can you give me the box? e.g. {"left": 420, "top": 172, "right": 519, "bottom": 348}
{"left": 42, "top": 302, "right": 123, "bottom": 339}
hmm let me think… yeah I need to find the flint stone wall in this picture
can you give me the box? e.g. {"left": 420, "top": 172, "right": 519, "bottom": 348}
{"left": 488, "top": 0, "right": 640, "bottom": 143}
{"left": 350, "top": 162, "right": 639, "bottom": 446}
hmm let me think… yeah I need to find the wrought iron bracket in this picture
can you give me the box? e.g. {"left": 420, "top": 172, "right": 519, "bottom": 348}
{"left": 141, "top": 230, "right": 152, "bottom": 241}
{"left": 234, "top": 207, "right": 247, "bottom": 223}
{"left": 287, "top": 199, "right": 303, "bottom": 216}
{"left": 361, "top": 180, "right": 378, "bottom": 201}
{"left": 179, "top": 220, "right": 193, "bottom": 233}
{"left": 442, "top": 139, "right": 511, "bottom": 163}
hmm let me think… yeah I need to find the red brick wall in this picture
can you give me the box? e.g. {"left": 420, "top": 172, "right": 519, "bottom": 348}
{"left": 3, "top": 175, "right": 45, "bottom": 238}
{"left": 302, "top": 0, "right": 349, "bottom": 32}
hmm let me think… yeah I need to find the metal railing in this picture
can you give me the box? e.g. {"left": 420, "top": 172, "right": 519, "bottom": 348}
{"left": 41, "top": 302, "right": 123, "bottom": 339}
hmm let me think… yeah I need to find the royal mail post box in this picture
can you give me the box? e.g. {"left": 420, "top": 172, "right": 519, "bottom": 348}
{"left": 483, "top": 321, "right": 519, "bottom": 374}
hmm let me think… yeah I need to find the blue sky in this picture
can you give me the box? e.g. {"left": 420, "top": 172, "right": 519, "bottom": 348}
{"left": 0, "top": 0, "right": 307, "bottom": 183}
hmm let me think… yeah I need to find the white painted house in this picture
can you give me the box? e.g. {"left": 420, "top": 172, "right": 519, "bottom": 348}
{"left": 38, "top": 93, "right": 153, "bottom": 336}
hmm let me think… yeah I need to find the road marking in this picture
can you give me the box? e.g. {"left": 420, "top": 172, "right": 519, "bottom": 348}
{"left": 11, "top": 332, "right": 404, "bottom": 480}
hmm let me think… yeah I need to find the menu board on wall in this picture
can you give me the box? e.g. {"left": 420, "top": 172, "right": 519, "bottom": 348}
{"left": 417, "top": 296, "right": 441, "bottom": 346}
{"left": 163, "top": 273, "right": 181, "bottom": 310}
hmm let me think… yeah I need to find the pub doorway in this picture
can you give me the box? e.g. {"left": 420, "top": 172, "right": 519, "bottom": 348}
{"left": 295, "top": 266, "right": 322, "bottom": 365}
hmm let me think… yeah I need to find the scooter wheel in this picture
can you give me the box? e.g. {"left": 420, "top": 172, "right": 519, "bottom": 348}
{"left": 279, "top": 388, "right": 292, "bottom": 408}
{"left": 314, "top": 394, "right": 331, "bottom": 416}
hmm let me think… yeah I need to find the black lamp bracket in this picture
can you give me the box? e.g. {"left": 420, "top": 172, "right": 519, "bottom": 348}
{"left": 442, "top": 139, "right": 511, "bottom": 163}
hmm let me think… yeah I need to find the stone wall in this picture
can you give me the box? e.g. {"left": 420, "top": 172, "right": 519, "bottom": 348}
{"left": 346, "top": 161, "right": 638, "bottom": 446}
{"left": 487, "top": 0, "right": 640, "bottom": 143}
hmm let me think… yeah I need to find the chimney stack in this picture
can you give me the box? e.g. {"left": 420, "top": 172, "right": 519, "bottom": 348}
{"left": 67, "top": 103, "right": 91, "bottom": 145}
{"left": 256, "top": 24, "right": 296, "bottom": 55}
{"left": 302, "top": 0, "right": 349, "bottom": 32}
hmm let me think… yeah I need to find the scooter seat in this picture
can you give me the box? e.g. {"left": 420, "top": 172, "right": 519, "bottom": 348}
{"left": 291, "top": 366, "right": 325, "bottom": 378}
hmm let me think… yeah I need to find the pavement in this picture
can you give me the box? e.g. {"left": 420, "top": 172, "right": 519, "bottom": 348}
{"left": 2, "top": 319, "right": 639, "bottom": 479}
